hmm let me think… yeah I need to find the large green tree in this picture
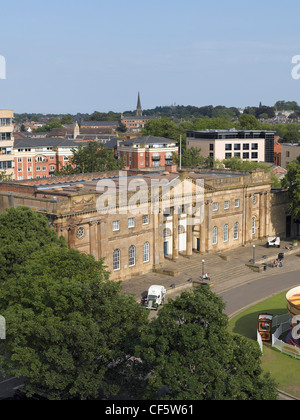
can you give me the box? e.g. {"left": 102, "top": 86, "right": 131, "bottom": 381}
{"left": 136, "top": 286, "right": 278, "bottom": 400}
{"left": 171, "top": 147, "right": 206, "bottom": 168}
{"left": 0, "top": 209, "right": 148, "bottom": 400}
{"left": 142, "top": 117, "right": 185, "bottom": 143}
{"left": 282, "top": 156, "right": 300, "bottom": 219}
{"left": 55, "top": 142, "right": 125, "bottom": 175}
{"left": 0, "top": 207, "right": 62, "bottom": 282}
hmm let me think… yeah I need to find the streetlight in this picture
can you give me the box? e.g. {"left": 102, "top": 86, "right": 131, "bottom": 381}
{"left": 253, "top": 245, "right": 256, "bottom": 264}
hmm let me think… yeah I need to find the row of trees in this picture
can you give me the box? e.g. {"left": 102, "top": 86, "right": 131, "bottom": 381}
{"left": 141, "top": 114, "right": 300, "bottom": 145}
{"left": 282, "top": 156, "right": 300, "bottom": 220}
{"left": 14, "top": 100, "right": 300, "bottom": 125}
{"left": 0, "top": 207, "right": 278, "bottom": 400}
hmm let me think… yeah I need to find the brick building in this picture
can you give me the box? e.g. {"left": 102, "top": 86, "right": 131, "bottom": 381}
{"left": 274, "top": 137, "right": 282, "bottom": 166}
{"left": 117, "top": 135, "right": 178, "bottom": 169}
{"left": 13, "top": 138, "right": 78, "bottom": 180}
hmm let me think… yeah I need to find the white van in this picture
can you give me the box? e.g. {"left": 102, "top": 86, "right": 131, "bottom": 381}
{"left": 146, "top": 285, "right": 166, "bottom": 310}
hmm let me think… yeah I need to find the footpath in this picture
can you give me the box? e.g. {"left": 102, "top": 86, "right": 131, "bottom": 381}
{"left": 121, "top": 239, "right": 300, "bottom": 301}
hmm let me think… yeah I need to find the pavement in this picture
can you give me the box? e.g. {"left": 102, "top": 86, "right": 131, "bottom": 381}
{"left": 120, "top": 238, "right": 300, "bottom": 301}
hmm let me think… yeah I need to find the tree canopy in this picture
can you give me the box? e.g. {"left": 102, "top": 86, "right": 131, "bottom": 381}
{"left": 135, "top": 286, "right": 278, "bottom": 400}
{"left": 0, "top": 207, "right": 279, "bottom": 400}
{"left": 54, "top": 142, "right": 125, "bottom": 175}
{"left": 282, "top": 156, "right": 300, "bottom": 219}
{"left": 0, "top": 208, "right": 148, "bottom": 400}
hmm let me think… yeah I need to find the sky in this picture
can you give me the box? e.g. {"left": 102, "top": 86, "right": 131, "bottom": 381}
{"left": 1, "top": 0, "right": 300, "bottom": 114}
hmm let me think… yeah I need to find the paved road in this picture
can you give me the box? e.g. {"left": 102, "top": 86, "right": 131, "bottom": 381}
{"left": 219, "top": 269, "right": 300, "bottom": 318}
{"left": 0, "top": 375, "right": 23, "bottom": 400}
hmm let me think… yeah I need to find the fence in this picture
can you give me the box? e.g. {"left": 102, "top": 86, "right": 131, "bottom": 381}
{"left": 272, "top": 314, "right": 300, "bottom": 360}
{"left": 257, "top": 330, "right": 263, "bottom": 354}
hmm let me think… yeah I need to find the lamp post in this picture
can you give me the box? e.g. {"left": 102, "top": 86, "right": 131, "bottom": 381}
{"left": 253, "top": 245, "right": 256, "bottom": 264}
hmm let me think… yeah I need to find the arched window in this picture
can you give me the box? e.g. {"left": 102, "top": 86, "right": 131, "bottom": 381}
{"left": 129, "top": 245, "right": 136, "bottom": 267}
{"left": 143, "top": 242, "right": 150, "bottom": 263}
{"left": 113, "top": 249, "right": 120, "bottom": 271}
{"left": 234, "top": 222, "right": 239, "bottom": 240}
{"left": 163, "top": 228, "right": 171, "bottom": 237}
{"left": 178, "top": 226, "right": 185, "bottom": 234}
{"left": 212, "top": 226, "right": 218, "bottom": 245}
{"left": 223, "top": 224, "right": 229, "bottom": 242}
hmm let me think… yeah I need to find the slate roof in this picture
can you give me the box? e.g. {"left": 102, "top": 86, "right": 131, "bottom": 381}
{"left": 121, "top": 135, "right": 177, "bottom": 146}
{"left": 81, "top": 121, "right": 119, "bottom": 127}
{"left": 14, "top": 137, "right": 79, "bottom": 148}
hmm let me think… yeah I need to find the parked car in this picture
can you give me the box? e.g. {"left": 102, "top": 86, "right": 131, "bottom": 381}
{"left": 267, "top": 237, "right": 280, "bottom": 248}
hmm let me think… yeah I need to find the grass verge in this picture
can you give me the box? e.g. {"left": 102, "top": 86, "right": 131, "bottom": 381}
{"left": 228, "top": 291, "right": 300, "bottom": 398}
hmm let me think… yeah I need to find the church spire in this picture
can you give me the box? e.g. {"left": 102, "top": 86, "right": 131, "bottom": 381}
{"left": 136, "top": 92, "right": 142, "bottom": 117}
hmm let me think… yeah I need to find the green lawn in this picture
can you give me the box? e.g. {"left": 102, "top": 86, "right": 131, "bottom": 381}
{"left": 228, "top": 291, "right": 300, "bottom": 399}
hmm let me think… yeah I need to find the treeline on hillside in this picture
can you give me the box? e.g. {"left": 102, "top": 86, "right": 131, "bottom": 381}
{"left": 141, "top": 114, "right": 300, "bottom": 144}
{"left": 15, "top": 100, "right": 299, "bottom": 124}
{"left": 14, "top": 101, "right": 300, "bottom": 143}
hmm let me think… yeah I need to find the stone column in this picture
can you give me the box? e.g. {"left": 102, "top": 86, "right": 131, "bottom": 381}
{"left": 259, "top": 192, "right": 266, "bottom": 239}
{"left": 67, "top": 224, "right": 77, "bottom": 249}
{"left": 265, "top": 191, "right": 270, "bottom": 237}
{"left": 244, "top": 193, "right": 252, "bottom": 244}
{"left": 172, "top": 207, "right": 179, "bottom": 260}
{"left": 241, "top": 188, "right": 247, "bottom": 246}
{"left": 186, "top": 213, "right": 193, "bottom": 256}
{"left": 158, "top": 210, "right": 164, "bottom": 263}
{"left": 186, "top": 226, "right": 193, "bottom": 256}
{"left": 97, "top": 221, "right": 102, "bottom": 260}
{"left": 153, "top": 212, "right": 161, "bottom": 267}
{"left": 206, "top": 199, "right": 212, "bottom": 252}
{"left": 199, "top": 203, "right": 206, "bottom": 253}
{"left": 89, "top": 220, "right": 98, "bottom": 260}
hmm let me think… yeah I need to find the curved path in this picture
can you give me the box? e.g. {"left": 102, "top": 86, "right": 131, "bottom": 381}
{"left": 219, "top": 269, "right": 300, "bottom": 319}
{"left": 218, "top": 268, "right": 300, "bottom": 401}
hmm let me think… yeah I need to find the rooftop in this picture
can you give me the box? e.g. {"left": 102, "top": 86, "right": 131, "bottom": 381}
{"left": 121, "top": 135, "right": 177, "bottom": 147}
{"left": 14, "top": 137, "right": 79, "bottom": 149}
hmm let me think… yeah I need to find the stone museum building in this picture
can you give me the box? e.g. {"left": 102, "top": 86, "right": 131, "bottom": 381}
{"left": 0, "top": 168, "right": 292, "bottom": 281}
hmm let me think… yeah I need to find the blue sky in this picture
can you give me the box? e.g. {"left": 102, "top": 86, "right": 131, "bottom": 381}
{"left": 1, "top": 0, "right": 300, "bottom": 114}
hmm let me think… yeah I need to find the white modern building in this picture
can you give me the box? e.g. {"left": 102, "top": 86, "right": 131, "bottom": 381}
{"left": 186, "top": 129, "right": 275, "bottom": 163}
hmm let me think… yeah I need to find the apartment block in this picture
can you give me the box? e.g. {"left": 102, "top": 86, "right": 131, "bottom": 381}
{"left": 0, "top": 110, "right": 14, "bottom": 179}
{"left": 117, "top": 135, "right": 178, "bottom": 169}
{"left": 14, "top": 138, "right": 78, "bottom": 180}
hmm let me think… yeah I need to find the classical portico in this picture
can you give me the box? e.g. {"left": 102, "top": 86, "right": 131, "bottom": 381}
{"left": 0, "top": 167, "right": 288, "bottom": 282}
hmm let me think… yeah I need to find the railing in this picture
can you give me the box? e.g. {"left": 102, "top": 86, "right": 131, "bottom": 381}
{"left": 272, "top": 314, "right": 300, "bottom": 360}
